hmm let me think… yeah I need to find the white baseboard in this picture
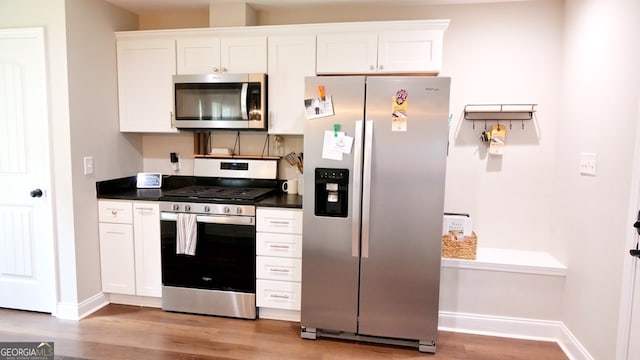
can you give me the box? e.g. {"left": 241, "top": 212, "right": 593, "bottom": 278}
{"left": 557, "top": 323, "right": 594, "bottom": 360}
{"left": 439, "top": 311, "right": 592, "bottom": 360}
{"left": 107, "top": 293, "right": 162, "bottom": 308}
{"left": 56, "top": 292, "right": 108, "bottom": 320}
{"left": 258, "top": 307, "right": 300, "bottom": 322}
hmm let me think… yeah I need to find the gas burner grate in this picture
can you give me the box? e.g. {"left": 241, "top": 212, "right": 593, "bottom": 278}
{"left": 163, "top": 185, "right": 274, "bottom": 201}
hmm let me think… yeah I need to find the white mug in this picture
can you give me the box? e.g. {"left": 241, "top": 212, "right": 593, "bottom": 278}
{"left": 282, "top": 179, "right": 298, "bottom": 194}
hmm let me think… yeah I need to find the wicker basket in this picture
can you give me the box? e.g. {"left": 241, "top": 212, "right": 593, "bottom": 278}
{"left": 442, "top": 231, "right": 477, "bottom": 260}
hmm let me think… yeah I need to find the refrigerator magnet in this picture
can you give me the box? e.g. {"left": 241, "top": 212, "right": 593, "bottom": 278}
{"left": 392, "top": 89, "right": 408, "bottom": 132}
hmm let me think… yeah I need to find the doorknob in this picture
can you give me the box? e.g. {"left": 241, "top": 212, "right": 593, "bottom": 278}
{"left": 631, "top": 210, "right": 640, "bottom": 257}
{"left": 30, "top": 189, "right": 43, "bottom": 198}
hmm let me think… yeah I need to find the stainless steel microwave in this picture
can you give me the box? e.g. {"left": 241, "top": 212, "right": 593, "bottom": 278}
{"left": 172, "top": 73, "right": 267, "bottom": 130}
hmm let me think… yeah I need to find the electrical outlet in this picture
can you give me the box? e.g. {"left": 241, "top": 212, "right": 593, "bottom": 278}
{"left": 579, "top": 152, "right": 597, "bottom": 176}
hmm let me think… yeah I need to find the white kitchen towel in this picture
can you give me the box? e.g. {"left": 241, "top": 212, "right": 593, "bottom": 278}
{"left": 176, "top": 213, "right": 197, "bottom": 256}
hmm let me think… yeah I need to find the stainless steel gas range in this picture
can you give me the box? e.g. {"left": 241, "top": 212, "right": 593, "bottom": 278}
{"left": 159, "top": 158, "right": 278, "bottom": 319}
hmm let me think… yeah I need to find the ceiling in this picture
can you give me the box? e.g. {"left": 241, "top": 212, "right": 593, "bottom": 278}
{"left": 103, "top": 0, "right": 519, "bottom": 15}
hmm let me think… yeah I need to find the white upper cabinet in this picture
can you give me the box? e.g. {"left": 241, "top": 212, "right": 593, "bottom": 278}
{"left": 316, "top": 29, "right": 444, "bottom": 74}
{"left": 267, "top": 35, "right": 316, "bottom": 135}
{"left": 316, "top": 32, "right": 378, "bottom": 74}
{"left": 377, "top": 30, "right": 443, "bottom": 73}
{"left": 116, "top": 37, "right": 177, "bottom": 133}
{"left": 176, "top": 37, "right": 221, "bottom": 74}
{"left": 176, "top": 36, "right": 267, "bottom": 74}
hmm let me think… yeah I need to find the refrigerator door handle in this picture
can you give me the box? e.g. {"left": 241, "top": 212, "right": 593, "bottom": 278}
{"left": 352, "top": 120, "right": 364, "bottom": 257}
{"left": 361, "top": 120, "right": 373, "bottom": 259}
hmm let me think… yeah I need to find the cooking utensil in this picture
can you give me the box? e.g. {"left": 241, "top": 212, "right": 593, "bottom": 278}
{"left": 285, "top": 152, "right": 297, "bottom": 166}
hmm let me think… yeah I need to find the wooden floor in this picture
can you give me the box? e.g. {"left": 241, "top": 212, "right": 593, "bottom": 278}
{"left": 0, "top": 304, "right": 568, "bottom": 360}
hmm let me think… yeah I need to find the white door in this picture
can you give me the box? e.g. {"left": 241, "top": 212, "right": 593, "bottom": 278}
{"left": 0, "top": 28, "right": 55, "bottom": 313}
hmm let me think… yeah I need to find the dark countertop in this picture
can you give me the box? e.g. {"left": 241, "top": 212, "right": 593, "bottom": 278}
{"left": 256, "top": 192, "right": 303, "bottom": 209}
{"left": 96, "top": 175, "right": 302, "bottom": 209}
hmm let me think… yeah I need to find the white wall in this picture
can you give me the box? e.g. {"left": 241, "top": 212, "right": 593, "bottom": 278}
{"left": 65, "top": 0, "right": 139, "bottom": 303}
{"left": 556, "top": 0, "right": 640, "bottom": 358}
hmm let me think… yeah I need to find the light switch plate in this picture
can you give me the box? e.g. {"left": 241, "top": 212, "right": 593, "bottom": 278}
{"left": 83, "top": 156, "right": 94, "bottom": 175}
{"left": 579, "top": 152, "right": 597, "bottom": 176}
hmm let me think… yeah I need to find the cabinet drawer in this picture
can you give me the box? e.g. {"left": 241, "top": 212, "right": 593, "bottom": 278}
{"left": 99, "top": 200, "right": 133, "bottom": 224}
{"left": 256, "top": 233, "right": 302, "bottom": 258}
{"left": 256, "top": 279, "right": 301, "bottom": 310}
{"left": 256, "top": 256, "right": 301, "bottom": 282}
{"left": 256, "top": 208, "right": 302, "bottom": 234}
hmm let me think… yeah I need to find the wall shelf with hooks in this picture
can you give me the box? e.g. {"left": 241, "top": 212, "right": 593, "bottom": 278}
{"left": 464, "top": 104, "right": 537, "bottom": 130}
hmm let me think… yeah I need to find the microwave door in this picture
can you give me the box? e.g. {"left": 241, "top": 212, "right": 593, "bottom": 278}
{"left": 241, "top": 83, "right": 248, "bottom": 120}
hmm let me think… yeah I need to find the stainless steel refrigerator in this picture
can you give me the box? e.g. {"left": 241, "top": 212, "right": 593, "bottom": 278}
{"left": 300, "top": 76, "right": 450, "bottom": 353}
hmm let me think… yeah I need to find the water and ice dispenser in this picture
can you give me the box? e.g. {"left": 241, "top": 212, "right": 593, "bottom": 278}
{"left": 314, "top": 168, "right": 349, "bottom": 218}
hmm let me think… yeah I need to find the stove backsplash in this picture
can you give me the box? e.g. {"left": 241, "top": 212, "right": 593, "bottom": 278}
{"left": 140, "top": 132, "right": 303, "bottom": 180}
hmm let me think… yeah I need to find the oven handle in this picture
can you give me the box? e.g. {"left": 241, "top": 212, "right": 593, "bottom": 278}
{"left": 161, "top": 212, "right": 255, "bottom": 226}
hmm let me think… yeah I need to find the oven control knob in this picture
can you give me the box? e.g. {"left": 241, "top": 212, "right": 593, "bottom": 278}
{"left": 172, "top": 204, "right": 179, "bottom": 211}
{"left": 185, "top": 205, "right": 191, "bottom": 211}
{"left": 224, "top": 206, "right": 230, "bottom": 214}
{"left": 204, "top": 206, "right": 210, "bottom": 213}
{"left": 236, "top": 207, "right": 242, "bottom": 215}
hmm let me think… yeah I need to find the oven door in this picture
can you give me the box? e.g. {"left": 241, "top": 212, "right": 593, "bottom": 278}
{"left": 160, "top": 212, "right": 256, "bottom": 294}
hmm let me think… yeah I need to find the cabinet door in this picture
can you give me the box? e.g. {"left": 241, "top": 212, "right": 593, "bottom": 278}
{"left": 117, "top": 37, "right": 177, "bottom": 133}
{"left": 377, "top": 30, "right": 443, "bottom": 73}
{"left": 133, "top": 203, "right": 161, "bottom": 297}
{"left": 316, "top": 32, "right": 377, "bottom": 74}
{"left": 267, "top": 35, "right": 316, "bottom": 135}
{"left": 99, "top": 223, "right": 135, "bottom": 295}
{"left": 220, "top": 36, "right": 267, "bottom": 73}
{"left": 176, "top": 37, "right": 221, "bottom": 74}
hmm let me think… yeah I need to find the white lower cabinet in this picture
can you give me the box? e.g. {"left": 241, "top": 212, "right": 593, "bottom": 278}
{"left": 256, "top": 207, "right": 303, "bottom": 321}
{"left": 133, "top": 203, "right": 162, "bottom": 297}
{"left": 99, "top": 222, "right": 135, "bottom": 295}
{"left": 98, "top": 200, "right": 161, "bottom": 304}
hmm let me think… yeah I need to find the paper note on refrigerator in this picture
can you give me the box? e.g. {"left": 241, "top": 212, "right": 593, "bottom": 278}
{"left": 321, "top": 131, "right": 354, "bottom": 160}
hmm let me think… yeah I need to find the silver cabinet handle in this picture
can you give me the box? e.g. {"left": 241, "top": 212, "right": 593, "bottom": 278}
{"left": 268, "top": 220, "right": 290, "bottom": 225}
{"left": 269, "top": 268, "right": 290, "bottom": 273}
{"left": 351, "top": 120, "right": 364, "bottom": 257}
{"left": 269, "top": 244, "right": 291, "bottom": 249}
{"left": 269, "top": 294, "right": 290, "bottom": 299}
{"left": 361, "top": 120, "right": 373, "bottom": 259}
